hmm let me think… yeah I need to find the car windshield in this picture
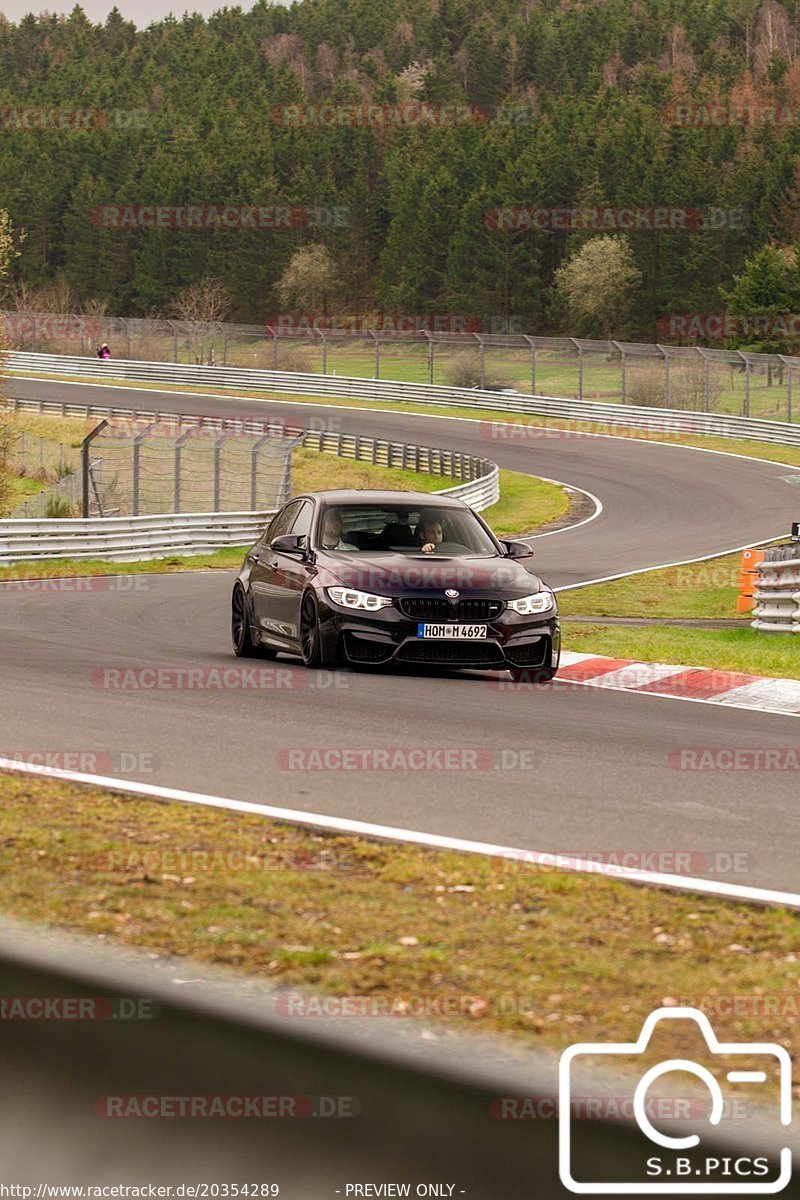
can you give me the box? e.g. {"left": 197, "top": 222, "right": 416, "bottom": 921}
{"left": 314, "top": 503, "right": 499, "bottom": 556}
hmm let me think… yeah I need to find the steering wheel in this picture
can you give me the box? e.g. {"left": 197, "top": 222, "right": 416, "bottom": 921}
{"left": 433, "top": 541, "right": 471, "bottom": 554}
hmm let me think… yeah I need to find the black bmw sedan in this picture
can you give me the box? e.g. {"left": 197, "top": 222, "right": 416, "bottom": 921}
{"left": 231, "top": 489, "right": 560, "bottom": 681}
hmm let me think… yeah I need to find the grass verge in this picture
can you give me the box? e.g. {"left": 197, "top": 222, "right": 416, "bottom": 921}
{"left": 558, "top": 553, "right": 743, "bottom": 620}
{"left": 1, "top": 769, "right": 799, "bottom": 1063}
{"left": 563, "top": 625, "right": 799, "bottom": 679}
{"left": 557, "top": 551, "right": 800, "bottom": 678}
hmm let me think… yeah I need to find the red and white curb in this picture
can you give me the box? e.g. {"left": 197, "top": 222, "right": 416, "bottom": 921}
{"left": 554, "top": 651, "right": 800, "bottom": 716}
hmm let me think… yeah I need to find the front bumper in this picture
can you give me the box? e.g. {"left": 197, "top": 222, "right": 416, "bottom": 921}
{"left": 318, "top": 597, "right": 560, "bottom": 671}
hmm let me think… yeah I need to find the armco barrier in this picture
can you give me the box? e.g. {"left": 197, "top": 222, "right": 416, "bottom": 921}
{"left": 752, "top": 544, "right": 800, "bottom": 633}
{"left": 0, "top": 412, "right": 499, "bottom": 562}
{"left": 8, "top": 349, "right": 800, "bottom": 448}
{"left": 0, "top": 510, "right": 273, "bottom": 563}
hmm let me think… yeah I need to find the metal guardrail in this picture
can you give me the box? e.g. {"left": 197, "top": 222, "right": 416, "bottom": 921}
{"left": 6, "top": 309, "right": 800, "bottom": 419}
{"left": 0, "top": 510, "right": 273, "bottom": 563}
{"left": 300, "top": 427, "right": 499, "bottom": 510}
{"left": 8, "top": 350, "right": 800, "bottom": 449}
{"left": 2, "top": 404, "right": 499, "bottom": 561}
{"left": 752, "top": 544, "right": 800, "bottom": 633}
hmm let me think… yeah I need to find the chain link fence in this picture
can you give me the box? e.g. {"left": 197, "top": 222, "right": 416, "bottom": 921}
{"left": 80, "top": 418, "right": 299, "bottom": 518}
{"left": 4, "top": 311, "right": 800, "bottom": 422}
{"left": 6, "top": 432, "right": 82, "bottom": 519}
{"left": 9, "top": 431, "right": 76, "bottom": 479}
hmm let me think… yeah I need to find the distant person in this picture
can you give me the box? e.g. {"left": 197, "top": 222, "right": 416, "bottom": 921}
{"left": 96, "top": 343, "right": 111, "bottom": 360}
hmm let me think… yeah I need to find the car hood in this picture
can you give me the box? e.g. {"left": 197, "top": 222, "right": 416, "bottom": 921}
{"left": 314, "top": 552, "right": 548, "bottom": 599}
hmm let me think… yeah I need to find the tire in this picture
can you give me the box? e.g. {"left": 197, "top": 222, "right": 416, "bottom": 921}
{"left": 232, "top": 585, "right": 277, "bottom": 659}
{"left": 299, "top": 590, "right": 325, "bottom": 668}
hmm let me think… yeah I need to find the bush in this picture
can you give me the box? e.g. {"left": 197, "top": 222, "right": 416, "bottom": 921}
{"left": 45, "top": 495, "right": 75, "bottom": 518}
{"left": 624, "top": 366, "right": 666, "bottom": 407}
{"left": 444, "top": 352, "right": 512, "bottom": 391}
{"left": 276, "top": 346, "right": 314, "bottom": 373}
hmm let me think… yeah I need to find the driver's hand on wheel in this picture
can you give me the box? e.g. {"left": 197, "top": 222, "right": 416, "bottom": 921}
{"left": 421, "top": 542, "right": 436, "bottom": 553}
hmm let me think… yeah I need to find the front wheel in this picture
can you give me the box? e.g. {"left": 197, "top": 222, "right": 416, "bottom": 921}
{"left": 299, "top": 590, "right": 324, "bottom": 668}
{"left": 232, "top": 585, "right": 277, "bottom": 659}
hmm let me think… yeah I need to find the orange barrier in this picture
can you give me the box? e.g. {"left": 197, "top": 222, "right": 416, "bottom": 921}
{"left": 736, "top": 548, "right": 764, "bottom": 613}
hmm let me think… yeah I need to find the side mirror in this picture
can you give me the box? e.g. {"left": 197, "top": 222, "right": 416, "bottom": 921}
{"left": 501, "top": 539, "right": 534, "bottom": 559}
{"left": 270, "top": 533, "right": 306, "bottom": 557}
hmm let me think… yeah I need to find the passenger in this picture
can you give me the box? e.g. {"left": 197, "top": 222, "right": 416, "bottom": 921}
{"left": 319, "top": 509, "right": 357, "bottom": 551}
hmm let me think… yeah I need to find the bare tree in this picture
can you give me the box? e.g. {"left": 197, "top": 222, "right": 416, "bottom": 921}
{"left": 170, "top": 275, "right": 230, "bottom": 364}
{"left": 754, "top": 0, "right": 795, "bottom": 72}
{"left": 10, "top": 271, "right": 78, "bottom": 315}
{"left": 660, "top": 23, "right": 697, "bottom": 74}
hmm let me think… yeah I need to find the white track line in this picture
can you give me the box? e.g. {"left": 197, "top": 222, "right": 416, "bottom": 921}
{"left": 553, "top": 538, "right": 785, "bottom": 592}
{"left": 519, "top": 474, "right": 603, "bottom": 540}
{"left": 1, "top": 757, "right": 798, "bottom": 910}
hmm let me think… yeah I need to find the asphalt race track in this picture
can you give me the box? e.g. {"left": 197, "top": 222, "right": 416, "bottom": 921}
{"left": 4, "top": 374, "right": 800, "bottom": 893}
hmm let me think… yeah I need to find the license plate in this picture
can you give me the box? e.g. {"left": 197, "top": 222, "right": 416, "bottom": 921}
{"left": 416, "top": 623, "right": 488, "bottom": 639}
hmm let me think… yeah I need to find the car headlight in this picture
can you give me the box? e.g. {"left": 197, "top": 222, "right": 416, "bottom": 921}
{"left": 507, "top": 590, "right": 555, "bottom": 615}
{"left": 326, "top": 587, "right": 394, "bottom": 611}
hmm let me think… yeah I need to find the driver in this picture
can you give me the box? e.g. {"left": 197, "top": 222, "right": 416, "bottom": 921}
{"left": 319, "top": 509, "right": 357, "bottom": 551}
{"left": 416, "top": 510, "right": 444, "bottom": 554}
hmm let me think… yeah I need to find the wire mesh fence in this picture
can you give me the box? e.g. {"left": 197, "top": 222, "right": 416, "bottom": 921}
{"left": 81, "top": 418, "right": 299, "bottom": 518}
{"left": 9, "top": 431, "right": 77, "bottom": 479}
{"left": 6, "top": 432, "right": 82, "bottom": 518}
{"left": 10, "top": 472, "right": 82, "bottom": 519}
{"left": 3, "top": 311, "right": 799, "bottom": 422}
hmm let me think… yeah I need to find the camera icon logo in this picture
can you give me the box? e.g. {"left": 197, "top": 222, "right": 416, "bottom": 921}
{"left": 559, "top": 1006, "right": 792, "bottom": 1193}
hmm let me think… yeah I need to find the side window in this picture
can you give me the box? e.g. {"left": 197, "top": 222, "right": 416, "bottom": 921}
{"left": 266, "top": 501, "right": 301, "bottom": 543}
{"left": 289, "top": 500, "right": 314, "bottom": 547}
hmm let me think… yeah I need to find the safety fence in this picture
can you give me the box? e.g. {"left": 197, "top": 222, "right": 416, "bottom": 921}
{"left": 752, "top": 543, "right": 800, "bottom": 634}
{"left": 10, "top": 430, "right": 77, "bottom": 478}
{"left": 82, "top": 420, "right": 298, "bottom": 519}
{"left": 2, "top": 401, "right": 499, "bottom": 560}
{"left": 7, "top": 396, "right": 498, "bottom": 514}
{"left": 8, "top": 351, "right": 800, "bottom": 449}
{"left": 5, "top": 312, "right": 800, "bottom": 421}
{"left": 3, "top": 430, "right": 82, "bottom": 518}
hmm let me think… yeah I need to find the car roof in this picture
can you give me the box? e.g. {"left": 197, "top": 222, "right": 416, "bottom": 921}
{"left": 291, "top": 489, "right": 469, "bottom": 508}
